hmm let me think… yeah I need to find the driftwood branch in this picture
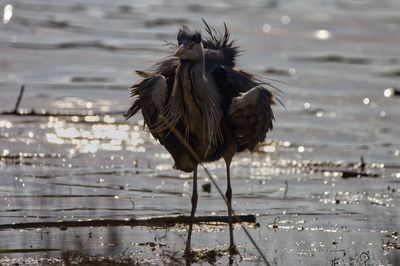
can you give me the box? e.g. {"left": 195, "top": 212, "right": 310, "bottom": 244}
{"left": 12, "top": 84, "right": 25, "bottom": 114}
{"left": 1, "top": 109, "right": 125, "bottom": 117}
{"left": 0, "top": 215, "right": 256, "bottom": 231}
{"left": 1, "top": 84, "right": 125, "bottom": 117}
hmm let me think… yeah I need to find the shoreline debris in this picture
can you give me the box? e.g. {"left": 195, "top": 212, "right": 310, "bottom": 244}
{"left": 0, "top": 214, "right": 256, "bottom": 231}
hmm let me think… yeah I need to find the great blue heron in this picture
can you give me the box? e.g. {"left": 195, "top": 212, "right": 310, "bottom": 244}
{"left": 125, "top": 20, "right": 275, "bottom": 256}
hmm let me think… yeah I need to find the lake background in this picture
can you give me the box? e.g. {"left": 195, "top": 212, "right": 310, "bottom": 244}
{"left": 0, "top": 0, "right": 400, "bottom": 265}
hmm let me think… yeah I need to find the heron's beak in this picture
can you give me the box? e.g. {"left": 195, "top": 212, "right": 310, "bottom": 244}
{"left": 174, "top": 44, "right": 187, "bottom": 57}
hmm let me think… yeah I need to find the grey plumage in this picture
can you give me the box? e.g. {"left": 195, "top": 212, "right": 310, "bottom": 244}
{"left": 229, "top": 86, "right": 274, "bottom": 150}
{"left": 125, "top": 21, "right": 275, "bottom": 255}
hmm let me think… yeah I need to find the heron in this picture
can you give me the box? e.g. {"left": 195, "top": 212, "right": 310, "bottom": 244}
{"left": 125, "top": 20, "right": 275, "bottom": 256}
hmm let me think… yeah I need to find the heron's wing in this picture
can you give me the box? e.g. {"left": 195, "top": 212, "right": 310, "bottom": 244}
{"left": 209, "top": 65, "right": 261, "bottom": 111}
{"left": 202, "top": 20, "right": 262, "bottom": 96}
{"left": 124, "top": 74, "right": 168, "bottom": 128}
{"left": 125, "top": 72, "right": 196, "bottom": 172}
{"left": 228, "top": 85, "right": 274, "bottom": 151}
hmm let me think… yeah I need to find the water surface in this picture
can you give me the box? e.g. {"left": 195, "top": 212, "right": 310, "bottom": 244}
{"left": 1, "top": 0, "right": 400, "bottom": 264}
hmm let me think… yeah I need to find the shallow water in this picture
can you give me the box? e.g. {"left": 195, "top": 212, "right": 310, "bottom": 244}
{"left": 1, "top": 0, "right": 400, "bottom": 265}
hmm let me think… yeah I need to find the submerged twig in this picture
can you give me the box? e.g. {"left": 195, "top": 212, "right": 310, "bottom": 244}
{"left": 1, "top": 109, "right": 125, "bottom": 117}
{"left": 341, "top": 156, "right": 378, "bottom": 179}
{"left": 13, "top": 85, "right": 25, "bottom": 114}
{"left": 283, "top": 180, "right": 288, "bottom": 198}
{"left": 0, "top": 214, "right": 256, "bottom": 230}
{"left": 1, "top": 84, "right": 125, "bottom": 117}
{"left": 302, "top": 156, "right": 379, "bottom": 179}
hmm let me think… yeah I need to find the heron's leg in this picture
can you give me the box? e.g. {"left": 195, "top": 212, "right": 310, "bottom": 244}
{"left": 226, "top": 161, "right": 235, "bottom": 252}
{"left": 185, "top": 166, "right": 198, "bottom": 256}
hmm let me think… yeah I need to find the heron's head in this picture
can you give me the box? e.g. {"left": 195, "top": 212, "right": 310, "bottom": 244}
{"left": 174, "top": 26, "right": 203, "bottom": 61}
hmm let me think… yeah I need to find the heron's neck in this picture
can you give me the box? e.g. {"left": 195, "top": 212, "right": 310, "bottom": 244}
{"left": 175, "top": 46, "right": 206, "bottom": 97}
{"left": 198, "top": 49, "right": 205, "bottom": 76}
{"left": 193, "top": 59, "right": 205, "bottom": 80}
{"left": 173, "top": 48, "right": 223, "bottom": 149}
{"left": 190, "top": 45, "right": 205, "bottom": 77}
{"left": 180, "top": 53, "right": 206, "bottom": 75}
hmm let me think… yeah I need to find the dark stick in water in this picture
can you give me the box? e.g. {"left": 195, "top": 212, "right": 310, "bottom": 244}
{"left": 1, "top": 84, "right": 125, "bottom": 116}
{"left": 12, "top": 84, "right": 25, "bottom": 114}
{"left": 0, "top": 214, "right": 256, "bottom": 230}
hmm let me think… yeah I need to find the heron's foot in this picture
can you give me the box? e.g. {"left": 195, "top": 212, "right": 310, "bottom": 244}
{"left": 228, "top": 245, "right": 243, "bottom": 264}
{"left": 184, "top": 246, "right": 192, "bottom": 256}
{"left": 184, "top": 248, "right": 195, "bottom": 259}
{"left": 228, "top": 245, "right": 239, "bottom": 256}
